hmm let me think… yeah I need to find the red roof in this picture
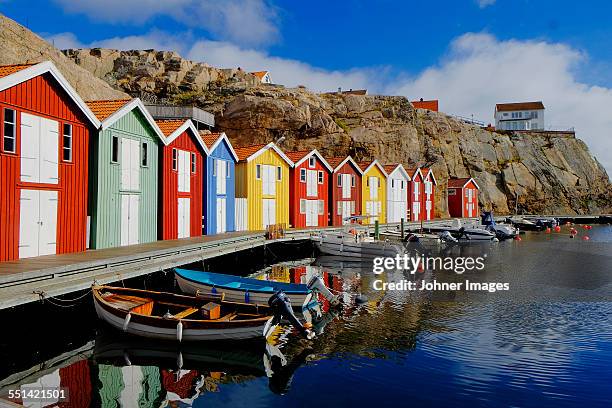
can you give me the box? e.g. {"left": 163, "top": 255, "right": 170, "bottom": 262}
{"left": 200, "top": 132, "right": 224, "bottom": 149}
{"left": 448, "top": 178, "right": 475, "bottom": 188}
{"left": 285, "top": 150, "right": 312, "bottom": 163}
{"left": 325, "top": 157, "right": 345, "bottom": 169}
{"left": 496, "top": 101, "right": 544, "bottom": 111}
{"left": 234, "top": 144, "right": 267, "bottom": 161}
{"left": 358, "top": 161, "right": 374, "bottom": 172}
{"left": 155, "top": 120, "right": 185, "bottom": 137}
{"left": 411, "top": 100, "right": 439, "bottom": 111}
{"left": 0, "top": 64, "right": 34, "bottom": 79}
{"left": 250, "top": 71, "right": 268, "bottom": 80}
{"left": 86, "top": 99, "right": 132, "bottom": 121}
{"left": 383, "top": 164, "right": 402, "bottom": 174}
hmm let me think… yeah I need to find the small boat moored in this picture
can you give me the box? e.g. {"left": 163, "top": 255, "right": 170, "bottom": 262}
{"left": 93, "top": 285, "right": 288, "bottom": 342}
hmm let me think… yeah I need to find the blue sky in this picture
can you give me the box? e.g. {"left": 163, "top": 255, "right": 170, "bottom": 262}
{"left": 2, "top": 0, "right": 612, "bottom": 171}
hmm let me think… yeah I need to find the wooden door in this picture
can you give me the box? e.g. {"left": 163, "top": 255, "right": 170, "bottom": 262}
{"left": 262, "top": 165, "right": 276, "bottom": 195}
{"left": 177, "top": 150, "right": 190, "bottom": 193}
{"left": 306, "top": 170, "right": 317, "bottom": 197}
{"left": 20, "top": 113, "right": 59, "bottom": 185}
{"left": 216, "top": 197, "right": 226, "bottom": 233}
{"left": 216, "top": 159, "right": 226, "bottom": 194}
{"left": 263, "top": 198, "right": 276, "bottom": 228}
{"left": 121, "top": 194, "right": 139, "bottom": 246}
{"left": 121, "top": 138, "right": 140, "bottom": 191}
{"left": 18, "top": 189, "right": 58, "bottom": 258}
{"left": 177, "top": 197, "right": 191, "bottom": 238}
{"left": 342, "top": 174, "right": 351, "bottom": 199}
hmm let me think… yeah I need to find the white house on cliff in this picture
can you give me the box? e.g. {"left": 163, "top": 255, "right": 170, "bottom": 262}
{"left": 494, "top": 101, "right": 545, "bottom": 131}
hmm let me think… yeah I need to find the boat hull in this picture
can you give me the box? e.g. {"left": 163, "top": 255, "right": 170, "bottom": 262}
{"left": 314, "top": 234, "right": 403, "bottom": 258}
{"left": 175, "top": 272, "right": 312, "bottom": 308}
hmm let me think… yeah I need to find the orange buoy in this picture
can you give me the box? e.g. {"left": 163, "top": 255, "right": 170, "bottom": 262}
{"left": 582, "top": 236, "right": 590, "bottom": 241}
{"left": 514, "top": 236, "right": 522, "bottom": 241}
{"left": 587, "top": 225, "right": 592, "bottom": 230}
{"left": 545, "top": 227, "right": 551, "bottom": 234}
{"left": 554, "top": 226, "right": 561, "bottom": 232}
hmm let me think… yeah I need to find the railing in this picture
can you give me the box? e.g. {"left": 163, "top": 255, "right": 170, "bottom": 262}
{"left": 449, "top": 114, "right": 486, "bottom": 127}
{"left": 144, "top": 104, "right": 215, "bottom": 127}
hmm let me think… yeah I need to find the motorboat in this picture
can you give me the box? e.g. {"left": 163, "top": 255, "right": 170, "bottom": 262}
{"left": 92, "top": 285, "right": 313, "bottom": 342}
{"left": 505, "top": 216, "right": 540, "bottom": 231}
{"left": 425, "top": 219, "right": 497, "bottom": 241}
{"left": 481, "top": 211, "right": 518, "bottom": 240}
{"left": 175, "top": 269, "right": 338, "bottom": 308}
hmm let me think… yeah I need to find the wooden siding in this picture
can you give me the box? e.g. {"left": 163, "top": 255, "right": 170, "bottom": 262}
{"left": 361, "top": 165, "right": 386, "bottom": 224}
{"left": 421, "top": 172, "right": 436, "bottom": 220}
{"left": 0, "top": 74, "right": 91, "bottom": 261}
{"left": 90, "top": 109, "right": 160, "bottom": 249}
{"left": 289, "top": 156, "right": 329, "bottom": 228}
{"left": 386, "top": 168, "right": 410, "bottom": 223}
{"left": 204, "top": 138, "right": 236, "bottom": 234}
{"left": 447, "top": 180, "right": 479, "bottom": 218}
{"left": 235, "top": 149, "right": 290, "bottom": 231}
{"left": 160, "top": 130, "right": 205, "bottom": 239}
{"left": 330, "top": 161, "right": 361, "bottom": 226}
{"left": 409, "top": 172, "right": 424, "bottom": 221}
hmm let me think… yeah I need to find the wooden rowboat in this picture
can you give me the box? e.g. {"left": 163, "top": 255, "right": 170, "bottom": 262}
{"left": 92, "top": 285, "right": 277, "bottom": 342}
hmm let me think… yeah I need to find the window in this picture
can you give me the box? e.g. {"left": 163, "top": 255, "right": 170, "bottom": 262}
{"left": 351, "top": 174, "right": 356, "bottom": 187}
{"left": 141, "top": 141, "right": 148, "bottom": 167}
{"left": 318, "top": 171, "right": 324, "bottom": 184}
{"left": 172, "top": 148, "right": 178, "bottom": 171}
{"left": 318, "top": 200, "right": 324, "bottom": 215}
{"left": 226, "top": 161, "right": 230, "bottom": 178}
{"left": 213, "top": 159, "right": 217, "bottom": 176}
{"left": 337, "top": 174, "right": 342, "bottom": 187}
{"left": 300, "top": 199, "right": 306, "bottom": 214}
{"left": 308, "top": 156, "right": 315, "bottom": 168}
{"left": 277, "top": 166, "right": 282, "bottom": 181}
{"left": 300, "top": 168, "right": 306, "bottom": 182}
{"left": 448, "top": 189, "right": 456, "bottom": 196}
{"left": 191, "top": 152, "right": 196, "bottom": 173}
{"left": 256, "top": 164, "right": 261, "bottom": 179}
{"left": 391, "top": 179, "right": 394, "bottom": 188}
{"left": 3, "top": 108, "right": 16, "bottom": 153}
{"left": 111, "top": 134, "right": 119, "bottom": 163}
{"left": 61, "top": 124, "right": 72, "bottom": 162}
{"left": 401, "top": 180, "right": 404, "bottom": 189}
{"left": 366, "top": 177, "right": 369, "bottom": 187}
{"left": 533, "top": 111, "right": 538, "bottom": 118}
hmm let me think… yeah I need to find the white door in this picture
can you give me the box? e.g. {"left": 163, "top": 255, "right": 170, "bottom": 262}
{"left": 216, "top": 160, "right": 226, "bottom": 194}
{"left": 178, "top": 197, "right": 191, "bottom": 238}
{"left": 412, "top": 201, "right": 420, "bottom": 221}
{"left": 369, "top": 177, "right": 378, "bottom": 200}
{"left": 306, "top": 170, "right": 317, "bottom": 197}
{"left": 262, "top": 165, "right": 276, "bottom": 195}
{"left": 177, "top": 150, "right": 190, "bottom": 193}
{"left": 19, "top": 189, "right": 58, "bottom": 258}
{"left": 235, "top": 198, "right": 248, "bottom": 231}
{"left": 121, "top": 138, "right": 140, "bottom": 190}
{"left": 263, "top": 198, "right": 276, "bottom": 228}
{"left": 305, "top": 200, "right": 318, "bottom": 227}
{"left": 342, "top": 174, "right": 351, "bottom": 199}
{"left": 341, "top": 201, "right": 352, "bottom": 224}
{"left": 425, "top": 201, "right": 432, "bottom": 220}
{"left": 120, "top": 194, "right": 139, "bottom": 246}
{"left": 216, "top": 197, "right": 226, "bottom": 233}
{"left": 20, "top": 113, "right": 59, "bottom": 184}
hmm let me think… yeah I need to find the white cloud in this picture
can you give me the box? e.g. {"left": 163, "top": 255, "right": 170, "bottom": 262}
{"left": 477, "top": 0, "right": 496, "bottom": 8}
{"left": 186, "top": 40, "right": 380, "bottom": 92}
{"left": 52, "top": 0, "right": 278, "bottom": 46}
{"left": 392, "top": 33, "right": 612, "bottom": 173}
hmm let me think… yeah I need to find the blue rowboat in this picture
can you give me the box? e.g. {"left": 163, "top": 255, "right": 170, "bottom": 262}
{"left": 174, "top": 269, "right": 314, "bottom": 308}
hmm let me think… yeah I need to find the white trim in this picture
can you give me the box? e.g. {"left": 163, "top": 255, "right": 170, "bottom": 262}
{"left": 463, "top": 177, "right": 480, "bottom": 190}
{"left": 292, "top": 149, "right": 333, "bottom": 172}
{"left": 208, "top": 132, "right": 239, "bottom": 162}
{"left": 163, "top": 120, "right": 209, "bottom": 155}
{"left": 362, "top": 159, "right": 388, "bottom": 177}
{"left": 386, "top": 164, "right": 411, "bottom": 181}
{"left": 0, "top": 61, "right": 101, "bottom": 128}
{"left": 245, "top": 142, "right": 293, "bottom": 166}
{"left": 423, "top": 168, "right": 437, "bottom": 185}
{"left": 98, "top": 98, "right": 167, "bottom": 143}
{"left": 332, "top": 156, "right": 364, "bottom": 175}
{"left": 409, "top": 167, "right": 424, "bottom": 181}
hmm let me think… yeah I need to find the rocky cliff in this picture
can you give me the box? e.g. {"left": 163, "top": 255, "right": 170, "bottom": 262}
{"left": 0, "top": 14, "right": 127, "bottom": 100}
{"left": 27, "top": 46, "right": 612, "bottom": 216}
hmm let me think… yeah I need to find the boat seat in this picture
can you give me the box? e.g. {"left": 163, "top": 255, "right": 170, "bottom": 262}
{"left": 174, "top": 307, "right": 199, "bottom": 319}
{"left": 106, "top": 294, "right": 152, "bottom": 312}
{"left": 215, "top": 312, "right": 237, "bottom": 321}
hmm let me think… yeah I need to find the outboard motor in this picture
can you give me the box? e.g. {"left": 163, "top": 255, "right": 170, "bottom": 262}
{"left": 307, "top": 275, "right": 340, "bottom": 307}
{"left": 268, "top": 291, "right": 315, "bottom": 339}
{"left": 439, "top": 230, "right": 458, "bottom": 243}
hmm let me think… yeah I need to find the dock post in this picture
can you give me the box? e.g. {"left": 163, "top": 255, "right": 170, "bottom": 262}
{"left": 374, "top": 220, "right": 380, "bottom": 240}
{"left": 401, "top": 218, "right": 405, "bottom": 240}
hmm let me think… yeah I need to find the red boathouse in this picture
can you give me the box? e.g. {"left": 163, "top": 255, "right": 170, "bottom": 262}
{"left": 447, "top": 177, "right": 480, "bottom": 218}
{"left": 326, "top": 156, "right": 363, "bottom": 226}
{"left": 157, "top": 119, "right": 208, "bottom": 239}
{"left": 287, "top": 149, "right": 332, "bottom": 228}
{"left": 407, "top": 168, "right": 424, "bottom": 221}
{"left": 420, "top": 167, "right": 437, "bottom": 220}
{"left": 0, "top": 62, "right": 100, "bottom": 261}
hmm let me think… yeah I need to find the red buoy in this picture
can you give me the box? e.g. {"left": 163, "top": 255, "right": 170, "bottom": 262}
{"left": 554, "top": 226, "right": 561, "bottom": 232}
{"left": 582, "top": 236, "right": 590, "bottom": 241}
{"left": 514, "top": 236, "right": 522, "bottom": 241}
{"left": 545, "top": 227, "right": 551, "bottom": 234}
{"left": 587, "top": 225, "right": 592, "bottom": 230}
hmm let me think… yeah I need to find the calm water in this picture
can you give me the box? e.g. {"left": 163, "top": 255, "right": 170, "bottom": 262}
{"left": 1, "top": 225, "right": 611, "bottom": 407}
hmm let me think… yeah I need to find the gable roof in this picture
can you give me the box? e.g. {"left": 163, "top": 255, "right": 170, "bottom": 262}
{"left": 250, "top": 71, "right": 269, "bottom": 80}
{"left": 384, "top": 163, "right": 410, "bottom": 180}
{"left": 156, "top": 119, "right": 208, "bottom": 154}
{"left": 286, "top": 149, "right": 333, "bottom": 172}
{"left": 496, "top": 101, "right": 544, "bottom": 112}
{"left": 358, "top": 159, "right": 387, "bottom": 176}
{"left": 200, "top": 132, "right": 238, "bottom": 162}
{"left": 411, "top": 99, "right": 439, "bottom": 111}
{"left": 0, "top": 61, "right": 100, "bottom": 127}
{"left": 448, "top": 177, "right": 479, "bottom": 189}
{"left": 86, "top": 98, "right": 167, "bottom": 142}
{"left": 406, "top": 167, "right": 424, "bottom": 180}
{"left": 234, "top": 142, "right": 293, "bottom": 165}
{"left": 325, "top": 156, "right": 363, "bottom": 174}
{"left": 421, "top": 167, "right": 437, "bottom": 185}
